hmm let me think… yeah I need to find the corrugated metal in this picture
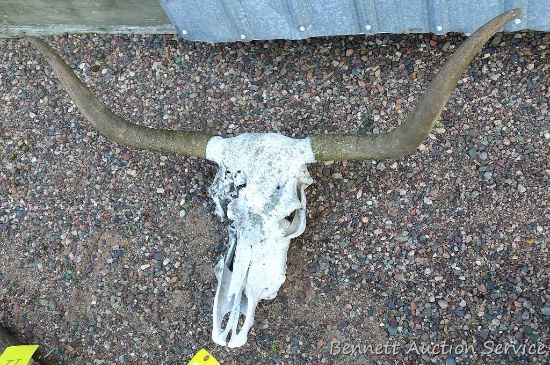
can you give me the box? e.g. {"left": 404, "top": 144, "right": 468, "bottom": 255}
{"left": 160, "top": 0, "right": 549, "bottom": 43}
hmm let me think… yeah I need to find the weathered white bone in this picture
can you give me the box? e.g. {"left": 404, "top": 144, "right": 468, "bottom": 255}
{"left": 206, "top": 133, "right": 315, "bottom": 347}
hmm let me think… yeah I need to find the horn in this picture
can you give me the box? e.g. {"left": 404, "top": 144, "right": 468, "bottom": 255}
{"left": 310, "top": 8, "right": 521, "bottom": 161}
{"left": 28, "top": 37, "right": 213, "bottom": 158}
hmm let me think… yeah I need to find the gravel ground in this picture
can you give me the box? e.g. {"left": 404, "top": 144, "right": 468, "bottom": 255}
{"left": 1, "top": 31, "right": 549, "bottom": 364}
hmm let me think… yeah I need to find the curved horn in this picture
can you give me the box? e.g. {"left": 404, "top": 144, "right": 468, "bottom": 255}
{"left": 28, "top": 37, "right": 213, "bottom": 158}
{"left": 310, "top": 8, "right": 521, "bottom": 161}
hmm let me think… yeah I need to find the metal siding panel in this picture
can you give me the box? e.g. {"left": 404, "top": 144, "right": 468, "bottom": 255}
{"left": 427, "top": 0, "right": 450, "bottom": 34}
{"left": 452, "top": 1, "right": 501, "bottom": 33}
{"left": 309, "top": 0, "right": 360, "bottom": 36}
{"left": 356, "top": 0, "right": 381, "bottom": 34}
{"left": 161, "top": 0, "right": 238, "bottom": 42}
{"left": 398, "top": 0, "right": 427, "bottom": 33}
{"left": 286, "top": 0, "right": 313, "bottom": 39}
{"left": 242, "top": 1, "right": 295, "bottom": 40}
{"left": 227, "top": 0, "right": 253, "bottom": 40}
{"left": 523, "top": 0, "right": 549, "bottom": 31}
{"left": 161, "top": 0, "right": 550, "bottom": 42}
{"left": 374, "top": 0, "right": 402, "bottom": 33}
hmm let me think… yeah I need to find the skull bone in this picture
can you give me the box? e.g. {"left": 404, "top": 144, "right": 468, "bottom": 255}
{"left": 206, "top": 133, "right": 316, "bottom": 347}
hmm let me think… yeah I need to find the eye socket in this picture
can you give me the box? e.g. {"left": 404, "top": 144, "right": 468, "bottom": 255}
{"left": 284, "top": 210, "right": 296, "bottom": 224}
{"left": 279, "top": 209, "right": 299, "bottom": 235}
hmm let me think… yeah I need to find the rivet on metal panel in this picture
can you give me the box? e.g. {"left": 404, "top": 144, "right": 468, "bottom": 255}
{"left": 436, "top": 25, "right": 443, "bottom": 31}
{"left": 365, "top": 25, "right": 372, "bottom": 30}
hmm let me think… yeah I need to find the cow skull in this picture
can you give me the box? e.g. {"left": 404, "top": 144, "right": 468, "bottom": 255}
{"left": 206, "top": 134, "right": 315, "bottom": 347}
{"left": 28, "top": 8, "right": 521, "bottom": 348}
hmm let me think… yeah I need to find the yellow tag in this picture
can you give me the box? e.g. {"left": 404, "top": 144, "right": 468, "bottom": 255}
{"left": 188, "top": 348, "right": 220, "bottom": 365}
{"left": 0, "top": 345, "right": 39, "bottom": 364}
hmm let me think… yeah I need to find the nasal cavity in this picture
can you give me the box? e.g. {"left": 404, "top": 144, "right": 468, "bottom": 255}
{"left": 220, "top": 297, "right": 249, "bottom": 340}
